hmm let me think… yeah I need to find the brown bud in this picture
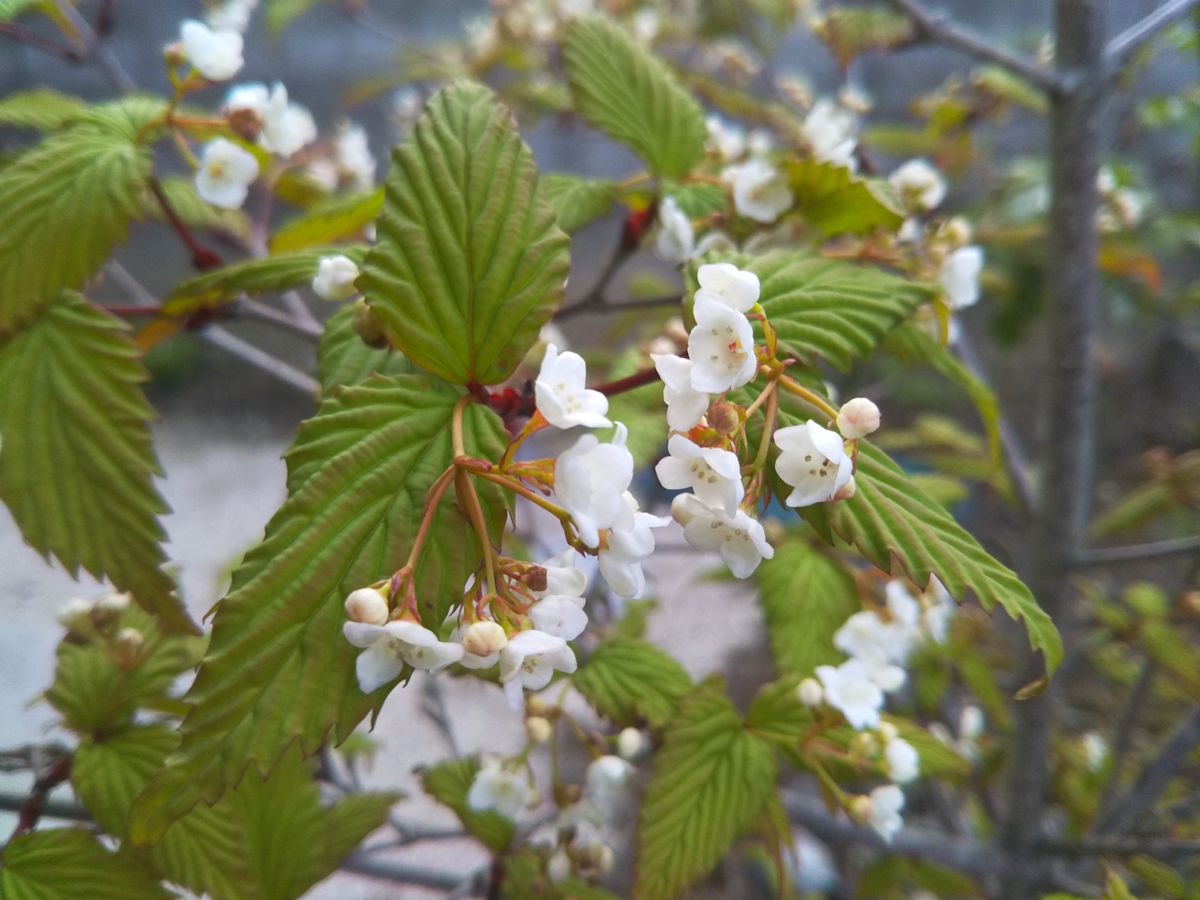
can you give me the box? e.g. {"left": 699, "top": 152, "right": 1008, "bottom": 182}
{"left": 521, "top": 565, "right": 548, "bottom": 593}
{"left": 707, "top": 401, "right": 742, "bottom": 435}
{"left": 351, "top": 298, "right": 388, "bottom": 348}
{"left": 227, "top": 107, "right": 262, "bottom": 142}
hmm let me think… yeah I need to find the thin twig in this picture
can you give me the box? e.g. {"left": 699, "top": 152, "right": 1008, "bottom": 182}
{"left": 8, "top": 756, "right": 72, "bottom": 840}
{"left": 338, "top": 851, "right": 470, "bottom": 890}
{"left": 201, "top": 326, "right": 319, "bottom": 394}
{"left": 594, "top": 365, "right": 661, "bottom": 397}
{"left": 104, "top": 260, "right": 158, "bottom": 307}
{"left": 555, "top": 293, "right": 682, "bottom": 322}
{"left": 1106, "top": 0, "right": 1200, "bottom": 70}
{"left": 0, "top": 790, "right": 89, "bottom": 824}
{"left": 237, "top": 297, "right": 323, "bottom": 340}
{"left": 420, "top": 675, "right": 462, "bottom": 758}
{"left": 51, "top": 0, "right": 136, "bottom": 92}
{"left": 0, "top": 22, "right": 83, "bottom": 60}
{"left": 1075, "top": 535, "right": 1200, "bottom": 566}
{"left": 888, "top": 0, "right": 1065, "bottom": 94}
{"left": 1037, "top": 834, "right": 1200, "bottom": 858}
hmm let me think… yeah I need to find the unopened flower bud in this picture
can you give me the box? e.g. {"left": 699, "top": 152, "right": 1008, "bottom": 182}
{"left": 226, "top": 106, "right": 262, "bottom": 141}
{"left": 837, "top": 397, "right": 880, "bottom": 439}
{"left": 573, "top": 841, "right": 614, "bottom": 876}
{"left": 664, "top": 317, "right": 688, "bottom": 345}
{"left": 940, "top": 216, "right": 973, "bottom": 248}
{"left": 162, "top": 41, "right": 187, "bottom": 66}
{"left": 617, "top": 727, "right": 646, "bottom": 760}
{"left": 849, "top": 794, "right": 873, "bottom": 823}
{"left": 587, "top": 755, "right": 632, "bottom": 796}
{"left": 351, "top": 298, "right": 388, "bottom": 348}
{"left": 112, "top": 627, "right": 145, "bottom": 668}
{"left": 959, "top": 705, "right": 984, "bottom": 740}
{"left": 96, "top": 591, "right": 132, "bottom": 615}
{"left": 797, "top": 677, "right": 823, "bottom": 707}
{"left": 525, "top": 695, "right": 550, "bottom": 717}
{"left": 554, "top": 782, "right": 582, "bottom": 806}
{"left": 525, "top": 715, "right": 553, "bottom": 744}
{"left": 707, "top": 401, "right": 742, "bottom": 436}
{"left": 462, "top": 620, "right": 508, "bottom": 656}
{"left": 833, "top": 475, "right": 857, "bottom": 501}
{"left": 670, "top": 492, "right": 697, "bottom": 526}
{"left": 344, "top": 587, "right": 389, "bottom": 625}
{"left": 56, "top": 598, "right": 94, "bottom": 633}
{"left": 547, "top": 849, "right": 571, "bottom": 884}
{"left": 521, "top": 565, "right": 548, "bottom": 593}
{"left": 877, "top": 721, "right": 898, "bottom": 743}
{"left": 850, "top": 731, "right": 877, "bottom": 757}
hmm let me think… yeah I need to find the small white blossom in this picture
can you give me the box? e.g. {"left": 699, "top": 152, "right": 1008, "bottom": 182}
{"left": 885, "top": 581, "right": 922, "bottom": 634}
{"left": 336, "top": 122, "right": 376, "bottom": 191}
{"left": 959, "top": 705, "right": 984, "bottom": 741}
{"left": 802, "top": 99, "right": 858, "bottom": 170}
{"left": 95, "top": 591, "right": 131, "bottom": 614}
{"left": 888, "top": 159, "right": 946, "bottom": 212}
{"left": 344, "top": 587, "right": 389, "bottom": 625}
{"left": 586, "top": 755, "right": 632, "bottom": 803}
{"left": 195, "top": 138, "right": 259, "bottom": 209}
{"left": 773, "top": 420, "right": 853, "bottom": 508}
{"left": 547, "top": 849, "right": 572, "bottom": 884}
{"left": 695, "top": 262, "right": 760, "bottom": 313}
{"left": 312, "top": 254, "right": 360, "bottom": 301}
{"left": 553, "top": 424, "right": 635, "bottom": 548}
{"left": 206, "top": 0, "right": 257, "bottom": 32}
{"left": 816, "top": 658, "right": 884, "bottom": 730}
{"left": 797, "top": 677, "right": 824, "bottom": 707}
{"left": 722, "top": 159, "right": 793, "bottom": 223}
{"left": 535, "top": 344, "right": 612, "bottom": 430}
{"left": 938, "top": 246, "right": 984, "bottom": 309}
{"left": 260, "top": 83, "right": 317, "bottom": 157}
{"left": 834, "top": 609, "right": 914, "bottom": 669}
{"left": 866, "top": 784, "right": 905, "bottom": 842}
{"left": 687, "top": 294, "right": 757, "bottom": 393}
{"left": 651, "top": 353, "right": 709, "bottom": 432}
{"left": 467, "top": 757, "right": 533, "bottom": 819}
{"left": 884, "top": 736, "right": 920, "bottom": 783}
{"left": 598, "top": 493, "right": 670, "bottom": 599}
{"left": 534, "top": 548, "right": 589, "bottom": 599}
{"left": 836, "top": 397, "right": 881, "bottom": 440}
{"left": 655, "top": 196, "right": 695, "bottom": 263}
{"left": 499, "top": 629, "right": 578, "bottom": 708}
{"left": 617, "top": 727, "right": 646, "bottom": 760}
{"left": 1082, "top": 732, "right": 1108, "bottom": 772}
{"left": 179, "top": 20, "right": 244, "bottom": 81}
{"left": 670, "top": 493, "right": 774, "bottom": 578}
{"left": 921, "top": 578, "right": 956, "bottom": 642}
{"left": 632, "top": 8, "right": 660, "bottom": 43}
{"left": 223, "top": 82, "right": 268, "bottom": 118}
{"left": 706, "top": 115, "right": 746, "bottom": 161}
{"left": 655, "top": 434, "right": 744, "bottom": 516}
{"left": 343, "top": 620, "right": 465, "bottom": 692}
{"left": 529, "top": 594, "right": 588, "bottom": 640}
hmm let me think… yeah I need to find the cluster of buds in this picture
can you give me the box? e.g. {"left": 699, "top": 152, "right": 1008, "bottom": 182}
{"left": 56, "top": 591, "right": 146, "bottom": 669}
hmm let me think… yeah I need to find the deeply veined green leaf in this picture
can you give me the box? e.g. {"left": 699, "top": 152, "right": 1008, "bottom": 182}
{"left": 635, "top": 679, "right": 776, "bottom": 899}
{"left": 564, "top": 17, "right": 707, "bottom": 178}
{"left": 0, "top": 88, "right": 87, "bottom": 129}
{"left": 420, "top": 756, "right": 515, "bottom": 852}
{"left": 744, "top": 676, "right": 812, "bottom": 751}
{"left": 0, "top": 113, "right": 152, "bottom": 332}
{"left": 541, "top": 173, "right": 617, "bottom": 232}
{"left": 573, "top": 638, "right": 693, "bottom": 728}
{"left": 270, "top": 188, "right": 384, "bottom": 253}
{"left": 130, "top": 375, "right": 509, "bottom": 845}
{"left": 785, "top": 158, "right": 905, "bottom": 236}
{"left": 0, "top": 829, "right": 170, "bottom": 899}
{"left": 756, "top": 541, "right": 861, "bottom": 676}
{"left": 360, "top": 80, "right": 569, "bottom": 385}
{"left": 315, "top": 303, "right": 413, "bottom": 393}
{"left": 0, "top": 293, "right": 194, "bottom": 632}
{"left": 665, "top": 180, "right": 728, "bottom": 219}
{"left": 751, "top": 250, "right": 931, "bottom": 371}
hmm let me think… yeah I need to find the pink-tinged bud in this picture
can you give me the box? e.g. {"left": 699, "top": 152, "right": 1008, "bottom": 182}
{"left": 462, "top": 620, "right": 507, "bottom": 656}
{"left": 344, "top": 587, "right": 389, "bottom": 625}
{"left": 707, "top": 401, "right": 742, "bottom": 435}
{"left": 837, "top": 397, "right": 881, "bottom": 439}
{"left": 796, "top": 677, "right": 823, "bottom": 707}
{"left": 112, "top": 627, "right": 145, "bottom": 668}
{"left": 833, "top": 475, "right": 857, "bottom": 501}
{"left": 525, "top": 716, "right": 553, "bottom": 744}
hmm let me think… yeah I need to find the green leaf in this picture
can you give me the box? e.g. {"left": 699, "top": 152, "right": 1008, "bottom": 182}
{"left": 812, "top": 6, "right": 915, "bottom": 67}
{"left": 635, "top": 679, "right": 776, "bottom": 899}
{"left": 755, "top": 541, "right": 860, "bottom": 676}
{"left": 420, "top": 756, "right": 515, "bottom": 852}
{"left": 130, "top": 375, "right": 509, "bottom": 844}
{"left": 265, "top": 0, "right": 322, "bottom": 32}
{"left": 270, "top": 188, "right": 384, "bottom": 253}
{"left": 0, "top": 88, "right": 87, "bottom": 130}
{"left": 541, "top": 173, "right": 617, "bottom": 232}
{"left": 751, "top": 250, "right": 931, "bottom": 371}
{"left": 573, "top": 638, "right": 693, "bottom": 728}
{"left": 784, "top": 158, "right": 905, "bottom": 236}
{"left": 140, "top": 175, "right": 252, "bottom": 242}
{"left": 0, "top": 0, "right": 44, "bottom": 22}
{"left": 360, "top": 80, "right": 569, "bottom": 386}
{"left": 0, "top": 293, "right": 194, "bottom": 632}
{"left": 563, "top": 16, "right": 707, "bottom": 178}
{"left": 744, "top": 676, "right": 812, "bottom": 750}
{"left": 316, "top": 304, "right": 413, "bottom": 393}
{"left": 0, "top": 114, "right": 152, "bottom": 332}
{"left": 0, "top": 829, "right": 170, "bottom": 899}
{"left": 665, "top": 181, "right": 728, "bottom": 219}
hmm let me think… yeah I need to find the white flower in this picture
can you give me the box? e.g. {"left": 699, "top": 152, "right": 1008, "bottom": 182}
{"left": 938, "top": 246, "right": 984, "bottom": 309}
{"left": 722, "top": 159, "right": 793, "bottom": 223}
{"left": 884, "top": 736, "right": 920, "bottom": 783}
{"left": 651, "top": 353, "right": 709, "bottom": 432}
{"left": 797, "top": 677, "right": 824, "bottom": 707}
{"left": 535, "top": 344, "right": 611, "bottom": 430}
{"left": 834, "top": 609, "right": 913, "bottom": 669}
{"left": 224, "top": 82, "right": 269, "bottom": 117}
{"left": 343, "top": 620, "right": 465, "bottom": 692}
{"left": 467, "top": 758, "right": 533, "bottom": 820}
{"left": 617, "top": 727, "right": 646, "bottom": 760}
{"left": 533, "top": 548, "right": 589, "bottom": 598}
{"left": 816, "top": 659, "right": 884, "bottom": 730}
{"left": 206, "top": 0, "right": 258, "bottom": 33}
{"left": 499, "top": 629, "right": 578, "bottom": 708}
{"left": 547, "top": 849, "right": 571, "bottom": 884}
{"left": 179, "top": 20, "right": 244, "bottom": 81}
{"left": 586, "top": 755, "right": 632, "bottom": 801}
{"left": 458, "top": 620, "right": 508, "bottom": 669}
{"left": 866, "top": 784, "right": 905, "bottom": 842}
{"left": 747, "top": 129, "right": 773, "bottom": 158}
{"left": 553, "top": 425, "right": 635, "bottom": 548}
{"left": 773, "top": 420, "right": 853, "bottom": 508}
{"left": 260, "top": 83, "right": 317, "bottom": 157}
{"left": 336, "top": 122, "right": 375, "bottom": 191}
{"left": 655, "top": 434, "right": 743, "bottom": 516}
{"left": 194, "top": 138, "right": 259, "bottom": 209}
{"left": 802, "top": 99, "right": 858, "bottom": 170}
{"left": 695, "top": 262, "right": 760, "bottom": 312}
{"left": 598, "top": 493, "right": 669, "bottom": 598}
{"left": 344, "top": 587, "right": 389, "bottom": 625}
{"left": 670, "top": 493, "right": 774, "bottom": 578}
{"left": 529, "top": 594, "right": 588, "bottom": 640}
{"left": 959, "top": 705, "right": 984, "bottom": 741}
{"left": 655, "top": 196, "right": 695, "bottom": 263}
{"left": 888, "top": 159, "right": 946, "bottom": 212}
{"left": 884, "top": 581, "right": 922, "bottom": 634}
{"left": 836, "top": 397, "right": 881, "bottom": 440}
{"left": 312, "top": 254, "right": 360, "bottom": 301}
{"left": 706, "top": 115, "right": 746, "bottom": 161}
{"left": 632, "top": 8, "right": 660, "bottom": 43}
{"left": 687, "top": 294, "right": 757, "bottom": 393}
{"left": 1082, "top": 732, "right": 1108, "bottom": 772}
{"left": 95, "top": 591, "right": 131, "bottom": 614}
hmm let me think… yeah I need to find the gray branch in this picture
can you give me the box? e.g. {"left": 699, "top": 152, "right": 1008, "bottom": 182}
{"left": 201, "top": 326, "right": 320, "bottom": 395}
{"left": 1074, "top": 535, "right": 1200, "bottom": 566}
{"left": 1106, "top": 0, "right": 1200, "bottom": 70}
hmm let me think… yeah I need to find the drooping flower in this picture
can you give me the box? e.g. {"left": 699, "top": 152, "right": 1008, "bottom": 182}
{"left": 694, "top": 262, "right": 760, "bottom": 313}
{"left": 802, "top": 98, "right": 858, "bottom": 170}
{"left": 336, "top": 122, "right": 376, "bottom": 191}
{"left": 343, "top": 587, "right": 389, "bottom": 625}
{"left": 499, "top": 629, "right": 578, "bottom": 708}
{"left": 179, "top": 20, "right": 244, "bottom": 81}
{"left": 651, "top": 353, "right": 709, "bottom": 432}
{"left": 597, "top": 493, "right": 670, "bottom": 598}
{"left": 836, "top": 397, "right": 881, "bottom": 440}
{"left": 866, "top": 784, "right": 905, "bottom": 842}
{"left": 529, "top": 594, "right": 588, "bottom": 640}
{"left": 343, "top": 620, "right": 464, "bottom": 692}
{"left": 938, "top": 245, "right": 984, "bottom": 309}
{"left": 467, "top": 757, "right": 534, "bottom": 819}
{"left": 670, "top": 493, "right": 774, "bottom": 578}
{"left": 816, "top": 658, "right": 884, "bottom": 730}
{"left": 655, "top": 434, "right": 743, "bottom": 516}
{"left": 457, "top": 620, "right": 508, "bottom": 669}
{"left": 535, "top": 344, "right": 612, "bottom": 430}
{"left": 773, "top": 420, "right": 853, "bottom": 508}
{"left": 687, "top": 294, "right": 758, "bottom": 393}
{"left": 884, "top": 735, "right": 920, "bottom": 784}
{"left": 553, "top": 424, "right": 635, "bottom": 548}
{"left": 655, "top": 196, "right": 695, "bottom": 263}
{"left": 312, "top": 254, "right": 360, "bottom": 301}
{"left": 260, "top": 82, "right": 317, "bottom": 157}
{"left": 586, "top": 755, "right": 633, "bottom": 804}
{"left": 194, "top": 138, "right": 259, "bottom": 209}
{"left": 888, "top": 158, "right": 946, "bottom": 212}
{"left": 722, "top": 159, "right": 793, "bottom": 223}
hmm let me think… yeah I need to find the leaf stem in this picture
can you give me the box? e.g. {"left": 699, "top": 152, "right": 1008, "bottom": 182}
{"left": 777, "top": 375, "right": 839, "bottom": 421}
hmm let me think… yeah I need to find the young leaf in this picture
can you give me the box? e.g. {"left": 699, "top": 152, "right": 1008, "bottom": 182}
{"left": 635, "top": 679, "right": 776, "bottom": 899}
{"left": 0, "top": 829, "right": 170, "bottom": 899}
{"left": 420, "top": 756, "right": 515, "bottom": 852}
{"left": 315, "top": 303, "right": 413, "bottom": 393}
{"left": 360, "top": 80, "right": 569, "bottom": 385}
{"left": 0, "top": 293, "right": 195, "bottom": 633}
{"left": 784, "top": 158, "right": 905, "bottom": 236}
{"left": 0, "top": 87, "right": 87, "bottom": 130}
{"left": 573, "top": 638, "right": 693, "bottom": 728}
{"left": 130, "top": 375, "right": 509, "bottom": 845}
{"left": 564, "top": 17, "right": 707, "bottom": 178}
{"left": 270, "top": 188, "right": 384, "bottom": 253}
{"left": 541, "top": 173, "right": 617, "bottom": 232}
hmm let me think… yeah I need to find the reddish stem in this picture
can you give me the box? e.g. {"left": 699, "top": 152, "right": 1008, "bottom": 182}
{"left": 594, "top": 365, "right": 661, "bottom": 396}
{"left": 149, "top": 177, "right": 222, "bottom": 270}
{"left": 11, "top": 756, "right": 71, "bottom": 839}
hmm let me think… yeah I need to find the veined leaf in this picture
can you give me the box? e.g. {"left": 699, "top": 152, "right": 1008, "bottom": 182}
{"left": 0, "top": 112, "right": 152, "bottom": 332}
{"left": 573, "top": 638, "right": 693, "bottom": 728}
{"left": 635, "top": 679, "right": 776, "bottom": 899}
{"left": 0, "top": 88, "right": 87, "bottom": 130}
{"left": 564, "top": 17, "right": 706, "bottom": 178}
{"left": 785, "top": 158, "right": 904, "bottom": 236}
{"left": 665, "top": 181, "right": 728, "bottom": 219}
{"left": 0, "top": 293, "right": 194, "bottom": 632}
{"left": 360, "top": 80, "right": 569, "bottom": 386}
{"left": 756, "top": 541, "right": 861, "bottom": 677}
{"left": 420, "top": 756, "right": 515, "bottom": 853}
{"left": 270, "top": 188, "right": 384, "bottom": 253}
{"left": 541, "top": 173, "right": 617, "bottom": 233}
{"left": 315, "top": 303, "right": 413, "bottom": 393}
{"left": 130, "top": 375, "right": 509, "bottom": 844}
{"left": 0, "top": 829, "right": 170, "bottom": 899}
